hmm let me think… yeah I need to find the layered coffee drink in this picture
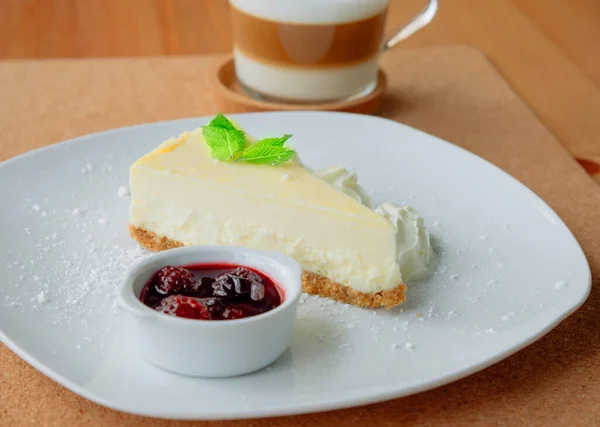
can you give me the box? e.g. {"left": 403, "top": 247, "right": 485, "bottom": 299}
{"left": 230, "top": 0, "right": 388, "bottom": 103}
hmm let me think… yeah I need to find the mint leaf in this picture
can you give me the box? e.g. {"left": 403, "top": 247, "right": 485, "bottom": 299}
{"left": 207, "top": 113, "right": 236, "bottom": 131}
{"left": 202, "top": 126, "right": 246, "bottom": 161}
{"left": 238, "top": 142, "right": 295, "bottom": 165}
{"left": 252, "top": 134, "right": 292, "bottom": 148}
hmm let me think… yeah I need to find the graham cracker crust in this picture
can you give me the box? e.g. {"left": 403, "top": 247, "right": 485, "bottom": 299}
{"left": 129, "top": 224, "right": 406, "bottom": 309}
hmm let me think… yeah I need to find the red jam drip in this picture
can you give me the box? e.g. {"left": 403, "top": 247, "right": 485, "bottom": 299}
{"left": 139, "top": 263, "right": 283, "bottom": 320}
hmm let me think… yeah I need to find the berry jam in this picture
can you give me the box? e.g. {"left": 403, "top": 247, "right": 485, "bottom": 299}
{"left": 139, "top": 264, "right": 283, "bottom": 320}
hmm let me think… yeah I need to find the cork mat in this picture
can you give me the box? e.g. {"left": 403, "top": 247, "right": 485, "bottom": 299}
{"left": 1, "top": 46, "right": 599, "bottom": 426}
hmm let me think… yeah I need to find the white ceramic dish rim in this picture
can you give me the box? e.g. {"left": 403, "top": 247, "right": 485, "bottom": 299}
{"left": 119, "top": 245, "right": 302, "bottom": 326}
{"left": 0, "top": 112, "right": 592, "bottom": 420}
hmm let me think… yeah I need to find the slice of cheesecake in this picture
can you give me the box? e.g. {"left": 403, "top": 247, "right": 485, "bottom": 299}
{"left": 129, "top": 123, "right": 408, "bottom": 308}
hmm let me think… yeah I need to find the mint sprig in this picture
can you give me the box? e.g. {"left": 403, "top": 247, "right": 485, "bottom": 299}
{"left": 201, "top": 114, "right": 295, "bottom": 166}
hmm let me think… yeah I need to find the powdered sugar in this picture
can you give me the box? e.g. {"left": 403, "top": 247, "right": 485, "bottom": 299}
{"left": 34, "top": 291, "right": 49, "bottom": 305}
{"left": 5, "top": 234, "right": 148, "bottom": 324}
{"left": 2, "top": 180, "right": 151, "bottom": 353}
{"left": 555, "top": 281, "right": 568, "bottom": 290}
{"left": 500, "top": 312, "right": 516, "bottom": 322}
{"left": 117, "top": 186, "right": 130, "bottom": 198}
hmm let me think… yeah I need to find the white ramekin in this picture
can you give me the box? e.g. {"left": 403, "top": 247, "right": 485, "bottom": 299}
{"left": 119, "top": 245, "right": 302, "bottom": 378}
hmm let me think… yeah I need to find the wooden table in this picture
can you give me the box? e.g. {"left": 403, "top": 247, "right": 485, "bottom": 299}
{"left": 1, "top": 0, "right": 600, "bottom": 181}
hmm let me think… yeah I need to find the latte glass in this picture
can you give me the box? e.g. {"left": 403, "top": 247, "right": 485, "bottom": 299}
{"left": 229, "top": 0, "right": 438, "bottom": 104}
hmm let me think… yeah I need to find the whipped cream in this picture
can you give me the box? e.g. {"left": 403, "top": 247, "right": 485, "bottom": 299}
{"left": 375, "top": 203, "right": 432, "bottom": 281}
{"left": 316, "top": 166, "right": 432, "bottom": 282}
{"left": 314, "top": 166, "right": 373, "bottom": 208}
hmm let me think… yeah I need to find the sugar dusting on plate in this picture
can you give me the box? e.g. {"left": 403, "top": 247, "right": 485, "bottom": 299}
{"left": 2, "top": 170, "right": 539, "bottom": 362}
{"left": 3, "top": 205, "right": 512, "bottom": 358}
{"left": 2, "top": 180, "right": 150, "bottom": 353}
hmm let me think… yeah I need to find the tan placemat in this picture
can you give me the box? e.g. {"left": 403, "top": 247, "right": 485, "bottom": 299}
{"left": 1, "top": 46, "right": 599, "bottom": 426}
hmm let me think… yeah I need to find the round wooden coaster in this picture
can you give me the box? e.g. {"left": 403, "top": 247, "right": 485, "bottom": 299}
{"left": 213, "top": 57, "right": 387, "bottom": 114}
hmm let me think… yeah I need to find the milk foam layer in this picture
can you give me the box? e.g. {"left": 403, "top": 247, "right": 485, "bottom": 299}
{"left": 230, "top": 0, "right": 388, "bottom": 24}
{"left": 234, "top": 50, "right": 379, "bottom": 102}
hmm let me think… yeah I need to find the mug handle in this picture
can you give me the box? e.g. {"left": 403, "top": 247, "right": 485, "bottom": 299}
{"left": 383, "top": 0, "right": 439, "bottom": 51}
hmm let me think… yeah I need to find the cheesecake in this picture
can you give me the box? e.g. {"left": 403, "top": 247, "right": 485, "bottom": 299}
{"left": 128, "top": 115, "right": 432, "bottom": 308}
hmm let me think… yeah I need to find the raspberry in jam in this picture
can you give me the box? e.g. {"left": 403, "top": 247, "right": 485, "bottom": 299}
{"left": 139, "top": 264, "right": 283, "bottom": 320}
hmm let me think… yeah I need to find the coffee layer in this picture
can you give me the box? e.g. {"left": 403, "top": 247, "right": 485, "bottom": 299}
{"left": 231, "top": 6, "right": 386, "bottom": 68}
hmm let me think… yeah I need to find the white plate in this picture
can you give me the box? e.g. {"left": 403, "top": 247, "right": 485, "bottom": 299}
{"left": 0, "top": 112, "right": 591, "bottom": 420}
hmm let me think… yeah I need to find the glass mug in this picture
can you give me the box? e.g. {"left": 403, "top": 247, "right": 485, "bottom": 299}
{"left": 229, "top": 0, "right": 438, "bottom": 104}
